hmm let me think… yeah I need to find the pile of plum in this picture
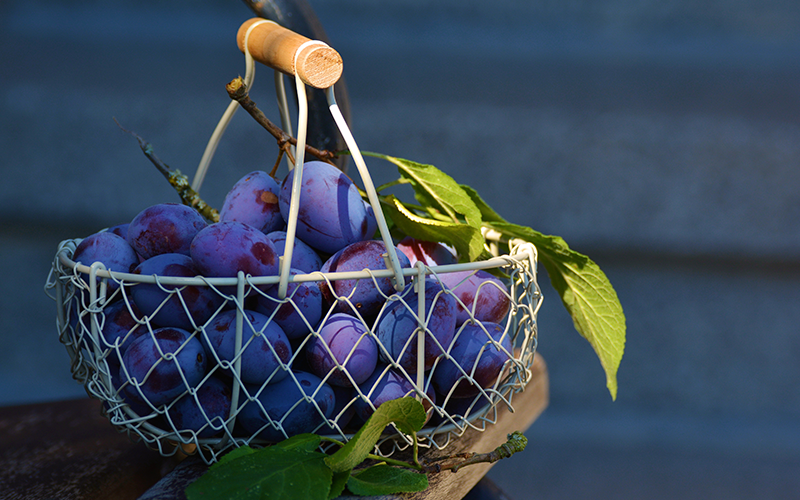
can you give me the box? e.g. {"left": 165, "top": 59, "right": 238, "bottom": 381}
{"left": 69, "top": 161, "right": 514, "bottom": 442}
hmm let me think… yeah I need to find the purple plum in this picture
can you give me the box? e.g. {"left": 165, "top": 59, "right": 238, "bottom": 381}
{"left": 306, "top": 313, "right": 378, "bottom": 387}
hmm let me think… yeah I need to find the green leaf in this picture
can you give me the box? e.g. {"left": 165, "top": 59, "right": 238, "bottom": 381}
{"left": 460, "top": 184, "right": 506, "bottom": 223}
{"left": 328, "top": 470, "right": 351, "bottom": 500}
{"left": 346, "top": 465, "right": 428, "bottom": 496}
{"left": 382, "top": 195, "right": 485, "bottom": 262}
{"left": 211, "top": 445, "right": 256, "bottom": 470}
{"left": 274, "top": 433, "right": 322, "bottom": 452}
{"left": 185, "top": 447, "right": 332, "bottom": 500}
{"left": 364, "top": 151, "right": 482, "bottom": 227}
{"left": 487, "top": 220, "right": 626, "bottom": 400}
{"left": 325, "top": 397, "right": 427, "bottom": 473}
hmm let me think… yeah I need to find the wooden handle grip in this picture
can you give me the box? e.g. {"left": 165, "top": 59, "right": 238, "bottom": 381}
{"left": 236, "top": 18, "right": 343, "bottom": 89}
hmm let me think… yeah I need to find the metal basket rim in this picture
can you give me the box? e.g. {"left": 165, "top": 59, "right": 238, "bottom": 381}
{"left": 56, "top": 237, "right": 537, "bottom": 287}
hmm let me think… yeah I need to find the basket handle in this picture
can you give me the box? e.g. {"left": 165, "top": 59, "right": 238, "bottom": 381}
{"left": 236, "top": 17, "right": 343, "bottom": 89}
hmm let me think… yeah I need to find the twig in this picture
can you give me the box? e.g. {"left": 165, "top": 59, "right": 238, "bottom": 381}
{"left": 422, "top": 431, "right": 528, "bottom": 474}
{"left": 114, "top": 118, "right": 220, "bottom": 222}
{"left": 225, "top": 77, "right": 337, "bottom": 166}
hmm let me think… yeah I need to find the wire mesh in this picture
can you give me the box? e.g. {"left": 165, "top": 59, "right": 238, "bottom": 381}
{"left": 45, "top": 235, "right": 540, "bottom": 463}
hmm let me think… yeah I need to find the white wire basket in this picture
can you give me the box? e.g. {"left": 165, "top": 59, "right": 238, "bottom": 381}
{"left": 44, "top": 18, "right": 543, "bottom": 464}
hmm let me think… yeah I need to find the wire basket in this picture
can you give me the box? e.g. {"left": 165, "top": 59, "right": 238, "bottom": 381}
{"left": 44, "top": 18, "right": 543, "bottom": 464}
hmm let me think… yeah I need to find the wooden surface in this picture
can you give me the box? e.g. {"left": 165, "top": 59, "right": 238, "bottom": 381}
{"left": 0, "top": 356, "right": 546, "bottom": 500}
{"left": 0, "top": 397, "right": 175, "bottom": 500}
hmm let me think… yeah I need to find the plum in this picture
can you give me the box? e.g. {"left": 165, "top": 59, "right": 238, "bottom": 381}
{"left": 219, "top": 171, "right": 283, "bottom": 234}
{"left": 279, "top": 161, "right": 376, "bottom": 254}
{"left": 107, "top": 223, "right": 130, "bottom": 239}
{"left": 127, "top": 203, "right": 207, "bottom": 260}
{"left": 131, "top": 253, "right": 224, "bottom": 331}
{"left": 169, "top": 376, "right": 232, "bottom": 438}
{"left": 121, "top": 327, "right": 207, "bottom": 407}
{"left": 353, "top": 365, "right": 435, "bottom": 422}
{"left": 319, "top": 240, "right": 410, "bottom": 319}
{"left": 238, "top": 371, "right": 335, "bottom": 441}
{"left": 438, "top": 270, "right": 511, "bottom": 325}
{"left": 306, "top": 313, "right": 378, "bottom": 387}
{"left": 190, "top": 221, "right": 279, "bottom": 280}
{"left": 98, "top": 300, "right": 144, "bottom": 365}
{"left": 202, "top": 309, "right": 291, "bottom": 386}
{"left": 265, "top": 231, "right": 323, "bottom": 273}
{"left": 397, "top": 236, "right": 457, "bottom": 267}
{"left": 72, "top": 231, "right": 139, "bottom": 291}
{"left": 374, "top": 278, "right": 457, "bottom": 373}
{"left": 253, "top": 268, "right": 323, "bottom": 340}
{"left": 432, "top": 321, "right": 513, "bottom": 399}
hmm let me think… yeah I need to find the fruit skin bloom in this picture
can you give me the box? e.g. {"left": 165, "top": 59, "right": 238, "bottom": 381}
{"left": 279, "top": 161, "right": 377, "bottom": 255}
{"left": 190, "top": 221, "right": 279, "bottom": 279}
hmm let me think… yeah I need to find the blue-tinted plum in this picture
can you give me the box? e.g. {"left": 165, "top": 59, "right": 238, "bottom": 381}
{"left": 374, "top": 278, "right": 457, "bottom": 373}
{"left": 190, "top": 221, "right": 279, "bottom": 279}
{"left": 253, "top": 269, "right": 322, "bottom": 340}
{"left": 397, "top": 237, "right": 457, "bottom": 267}
{"left": 438, "top": 270, "right": 510, "bottom": 325}
{"left": 131, "top": 253, "right": 224, "bottom": 330}
{"left": 170, "top": 376, "right": 232, "bottom": 438}
{"left": 73, "top": 232, "right": 139, "bottom": 291}
{"left": 432, "top": 322, "right": 513, "bottom": 399}
{"left": 127, "top": 203, "right": 207, "bottom": 259}
{"left": 430, "top": 391, "right": 492, "bottom": 426}
{"left": 328, "top": 384, "right": 356, "bottom": 430}
{"left": 279, "top": 161, "right": 376, "bottom": 254}
{"left": 219, "top": 171, "right": 283, "bottom": 234}
{"left": 306, "top": 313, "right": 378, "bottom": 387}
{"left": 109, "top": 364, "right": 156, "bottom": 417}
{"left": 99, "top": 300, "right": 145, "bottom": 365}
{"left": 122, "top": 327, "right": 207, "bottom": 407}
{"left": 107, "top": 223, "right": 130, "bottom": 239}
{"left": 353, "top": 366, "right": 435, "bottom": 422}
{"left": 319, "top": 240, "right": 410, "bottom": 318}
{"left": 238, "top": 371, "right": 335, "bottom": 441}
{"left": 265, "top": 231, "right": 323, "bottom": 273}
{"left": 202, "top": 310, "right": 291, "bottom": 385}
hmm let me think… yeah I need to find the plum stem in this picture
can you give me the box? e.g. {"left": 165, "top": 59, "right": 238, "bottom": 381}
{"left": 114, "top": 119, "right": 220, "bottom": 222}
{"left": 225, "top": 77, "right": 337, "bottom": 167}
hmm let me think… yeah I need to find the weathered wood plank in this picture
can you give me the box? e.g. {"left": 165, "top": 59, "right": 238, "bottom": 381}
{"left": 0, "top": 397, "right": 175, "bottom": 500}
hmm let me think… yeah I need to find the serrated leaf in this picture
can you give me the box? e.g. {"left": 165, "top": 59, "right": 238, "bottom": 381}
{"left": 346, "top": 465, "right": 428, "bottom": 496}
{"left": 325, "top": 397, "right": 426, "bottom": 473}
{"left": 364, "top": 152, "right": 482, "bottom": 227}
{"left": 382, "top": 195, "right": 485, "bottom": 262}
{"left": 487, "top": 220, "right": 626, "bottom": 400}
{"left": 185, "top": 447, "right": 332, "bottom": 500}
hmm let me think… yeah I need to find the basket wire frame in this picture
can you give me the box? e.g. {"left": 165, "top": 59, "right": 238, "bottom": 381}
{"left": 43, "top": 26, "right": 543, "bottom": 464}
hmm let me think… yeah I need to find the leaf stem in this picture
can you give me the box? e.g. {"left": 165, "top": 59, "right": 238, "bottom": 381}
{"left": 375, "top": 178, "right": 412, "bottom": 192}
{"left": 366, "top": 454, "right": 423, "bottom": 471}
{"left": 319, "top": 436, "right": 346, "bottom": 448}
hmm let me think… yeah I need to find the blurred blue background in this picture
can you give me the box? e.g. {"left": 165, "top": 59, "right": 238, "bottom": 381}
{"left": 2, "top": 0, "right": 800, "bottom": 498}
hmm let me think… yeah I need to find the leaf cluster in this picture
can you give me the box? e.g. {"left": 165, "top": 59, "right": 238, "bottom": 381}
{"left": 365, "top": 152, "right": 626, "bottom": 400}
{"left": 185, "top": 398, "right": 430, "bottom": 499}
